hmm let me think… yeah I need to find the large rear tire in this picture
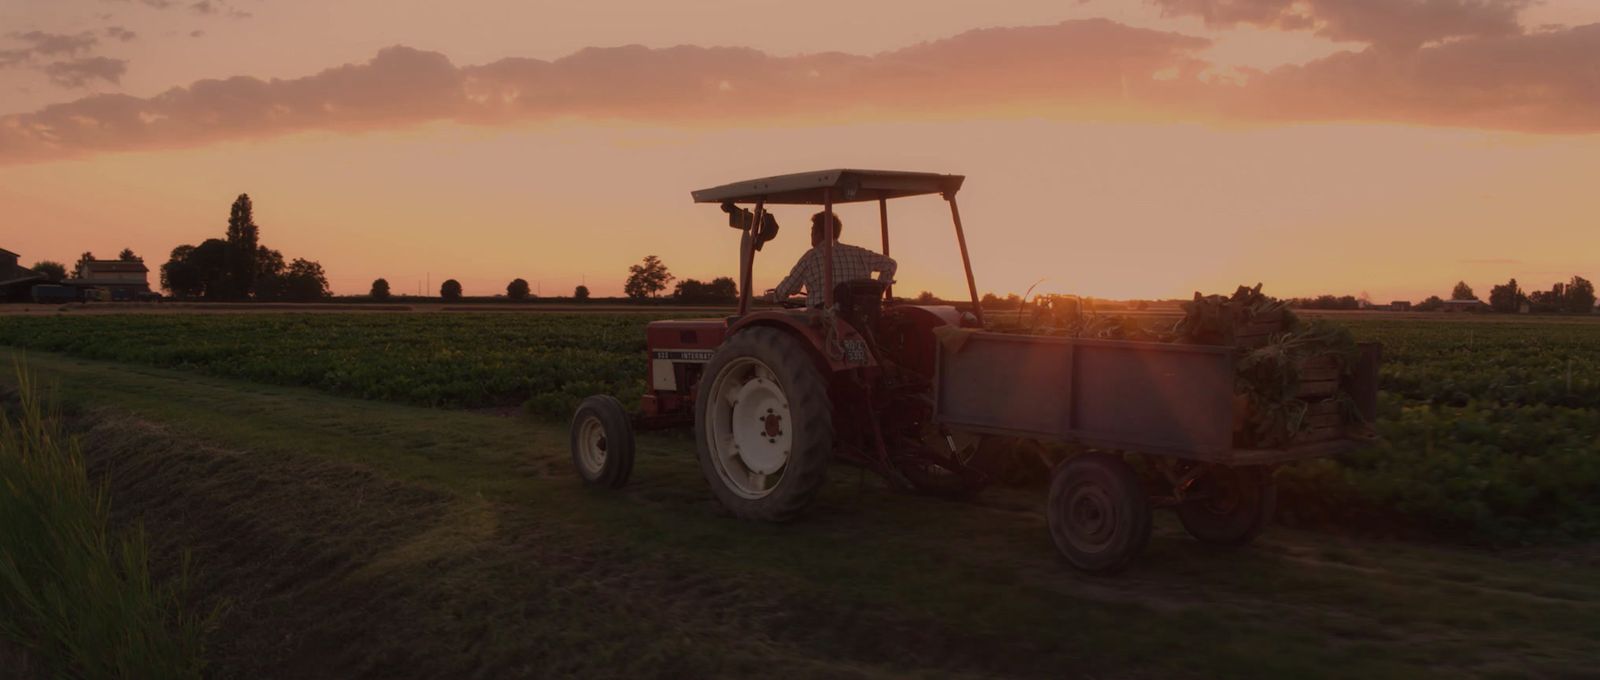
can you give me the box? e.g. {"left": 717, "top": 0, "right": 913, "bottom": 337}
{"left": 695, "top": 327, "right": 833, "bottom": 522}
{"left": 569, "top": 395, "right": 634, "bottom": 489}
{"left": 1047, "top": 453, "right": 1152, "bottom": 574}
{"left": 1177, "top": 465, "right": 1276, "bottom": 546}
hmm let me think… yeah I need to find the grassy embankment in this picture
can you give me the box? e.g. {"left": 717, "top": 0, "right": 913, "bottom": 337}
{"left": 0, "top": 366, "right": 208, "bottom": 679}
{"left": 1, "top": 348, "right": 1597, "bottom": 679}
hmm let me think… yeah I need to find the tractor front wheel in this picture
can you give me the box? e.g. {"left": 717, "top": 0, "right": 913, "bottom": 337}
{"left": 1176, "top": 465, "right": 1276, "bottom": 546}
{"left": 695, "top": 327, "right": 833, "bottom": 522}
{"left": 1047, "top": 453, "right": 1151, "bottom": 574}
{"left": 569, "top": 395, "right": 635, "bottom": 489}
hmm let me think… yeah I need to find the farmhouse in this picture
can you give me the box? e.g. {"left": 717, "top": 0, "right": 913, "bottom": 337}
{"left": 1390, "top": 301, "right": 1411, "bottom": 311}
{"left": 66, "top": 259, "right": 152, "bottom": 299}
{"left": 0, "top": 247, "right": 46, "bottom": 301}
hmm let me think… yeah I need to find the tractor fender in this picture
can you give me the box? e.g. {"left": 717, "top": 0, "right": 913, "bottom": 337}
{"left": 727, "top": 311, "right": 877, "bottom": 373}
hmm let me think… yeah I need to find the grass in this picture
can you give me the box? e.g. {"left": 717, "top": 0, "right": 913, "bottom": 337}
{"left": 4, "top": 348, "right": 1598, "bottom": 679}
{"left": 0, "top": 364, "right": 209, "bottom": 679}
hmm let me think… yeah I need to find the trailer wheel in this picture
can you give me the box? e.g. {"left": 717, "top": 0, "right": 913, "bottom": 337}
{"left": 1047, "top": 453, "right": 1151, "bottom": 574}
{"left": 569, "top": 395, "right": 634, "bottom": 489}
{"left": 1177, "top": 465, "right": 1276, "bottom": 546}
{"left": 695, "top": 327, "right": 833, "bottom": 522}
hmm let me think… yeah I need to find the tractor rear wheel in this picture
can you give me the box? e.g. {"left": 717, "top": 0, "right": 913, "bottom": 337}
{"left": 1047, "top": 453, "right": 1151, "bottom": 574}
{"left": 569, "top": 394, "right": 634, "bottom": 489}
{"left": 1176, "top": 465, "right": 1276, "bottom": 546}
{"left": 695, "top": 327, "right": 833, "bottom": 522}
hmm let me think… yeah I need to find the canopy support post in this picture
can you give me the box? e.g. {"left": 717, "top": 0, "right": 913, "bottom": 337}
{"left": 946, "top": 193, "right": 983, "bottom": 325}
{"left": 879, "top": 195, "right": 892, "bottom": 300}
{"left": 737, "top": 200, "right": 764, "bottom": 316}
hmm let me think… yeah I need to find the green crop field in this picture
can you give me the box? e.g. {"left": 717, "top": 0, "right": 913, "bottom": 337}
{"left": 1, "top": 312, "right": 1597, "bottom": 543}
{"left": 3, "top": 311, "right": 1599, "bottom": 678}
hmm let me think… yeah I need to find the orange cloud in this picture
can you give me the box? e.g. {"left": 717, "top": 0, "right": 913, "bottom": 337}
{"left": 1150, "top": 0, "right": 1531, "bottom": 48}
{"left": 1, "top": 18, "right": 1596, "bottom": 165}
{"left": 1240, "top": 23, "right": 1600, "bottom": 132}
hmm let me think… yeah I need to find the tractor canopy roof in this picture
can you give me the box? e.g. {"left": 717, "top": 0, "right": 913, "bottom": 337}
{"left": 691, "top": 169, "right": 964, "bottom": 206}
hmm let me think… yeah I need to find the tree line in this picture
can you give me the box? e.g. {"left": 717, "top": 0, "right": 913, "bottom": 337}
{"left": 1482, "top": 276, "right": 1596, "bottom": 314}
{"left": 1284, "top": 275, "right": 1597, "bottom": 314}
{"left": 399, "top": 255, "right": 735, "bottom": 303}
{"left": 160, "top": 194, "right": 330, "bottom": 302}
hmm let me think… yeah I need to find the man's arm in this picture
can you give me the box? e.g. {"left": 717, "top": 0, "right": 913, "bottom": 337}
{"left": 772, "top": 250, "right": 814, "bottom": 299}
{"left": 869, "top": 250, "right": 897, "bottom": 283}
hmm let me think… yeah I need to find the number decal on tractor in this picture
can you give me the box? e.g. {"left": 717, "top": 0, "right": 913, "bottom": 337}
{"left": 652, "top": 350, "right": 714, "bottom": 362}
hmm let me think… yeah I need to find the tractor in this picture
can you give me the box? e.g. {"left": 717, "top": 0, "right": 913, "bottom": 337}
{"left": 569, "top": 169, "right": 1380, "bottom": 573}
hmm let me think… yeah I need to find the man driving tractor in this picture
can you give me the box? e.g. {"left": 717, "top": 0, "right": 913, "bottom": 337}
{"left": 767, "top": 211, "right": 897, "bottom": 307}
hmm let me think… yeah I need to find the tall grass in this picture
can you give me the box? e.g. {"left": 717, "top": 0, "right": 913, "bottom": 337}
{"left": 0, "top": 365, "right": 208, "bottom": 679}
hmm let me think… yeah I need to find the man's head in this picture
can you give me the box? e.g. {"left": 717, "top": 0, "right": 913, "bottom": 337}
{"left": 810, "top": 211, "right": 843, "bottom": 247}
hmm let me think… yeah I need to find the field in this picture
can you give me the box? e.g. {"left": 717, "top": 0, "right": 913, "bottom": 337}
{"left": 2, "top": 311, "right": 1597, "bottom": 543}
{"left": 1, "top": 310, "right": 1599, "bottom": 677}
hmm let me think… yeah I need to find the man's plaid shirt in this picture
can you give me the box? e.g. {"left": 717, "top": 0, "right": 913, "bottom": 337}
{"left": 773, "top": 242, "right": 897, "bottom": 307}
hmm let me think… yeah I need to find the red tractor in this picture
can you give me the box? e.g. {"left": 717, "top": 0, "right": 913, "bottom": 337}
{"left": 570, "top": 169, "right": 1379, "bottom": 573}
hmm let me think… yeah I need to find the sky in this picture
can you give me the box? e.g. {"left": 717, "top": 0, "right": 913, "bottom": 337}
{"left": 2, "top": 0, "right": 1598, "bottom": 301}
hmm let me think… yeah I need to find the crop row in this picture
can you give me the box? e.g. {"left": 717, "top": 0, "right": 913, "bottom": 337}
{"left": 0, "top": 313, "right": 660, "bottom": 417}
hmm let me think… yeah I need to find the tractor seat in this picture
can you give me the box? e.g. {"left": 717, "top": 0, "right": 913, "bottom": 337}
{"left": 833, "top": 279, "right": 887, "bottom": 342}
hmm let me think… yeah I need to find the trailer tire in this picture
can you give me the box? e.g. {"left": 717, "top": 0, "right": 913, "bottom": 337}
{"left": 569, "top": 395, "right": 634, "bottom": 489}
{"left": 1177, "top": 465, "right": 1276, "bottom": 547}
{"left": 695, "top": 327, "right": 833, "bottom": 522}
{"left": 1047, "top": 453, "right": 1151, "bottom": 574}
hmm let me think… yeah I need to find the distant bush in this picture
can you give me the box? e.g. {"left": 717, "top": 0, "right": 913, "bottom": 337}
{"left": 1290, "top": 295, "right": 1361, "bottom": 310}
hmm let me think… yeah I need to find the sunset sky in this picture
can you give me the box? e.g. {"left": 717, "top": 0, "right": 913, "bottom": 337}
{"left": 2, "top": 0, "right": 1598, "bottom": 301}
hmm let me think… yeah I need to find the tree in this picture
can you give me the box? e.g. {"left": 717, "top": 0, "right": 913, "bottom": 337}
{"left": 915, "top": 291, "right": 938, "bottom": 304}
{"left": 29, "top": 261, "right": 66, "bottom": 283}
{"left": 161, "top": 192, "right": 325, "bottom": 301}
{"left": 223, "top": 193, "right": 261, "bottom": 299}
{"left": 440, "top": 279, "right": 463, "bottom": 300}
{"left": 1566, "top": 276, "right": 1596, "bottom": 314}
{"left": 1488, "top": 278, "right": 1525, "bottom": 313}
{"left": 507, "top": 278, "right": 531, "bottom": 300}
{"left": 574, "top": 285, "right": 590, "bottom": 300}
{"left": 118, "top": 248, "right": 141, "bottom": 262}
{"left": 625, "top": 255, "right": 673, "bottom": 299}
{"left": 281, "top": 259, "right": 330, "bottom": 301}
{"left": 160, "top": 240, "right": 228, "bottom": 298}
{"left": 75, "top": 251, "right": 95, "bottom": 278}
{"left": 370, "top": 278, "right": 391, "bottom": 300}
{"left": 255, "top": 258, "right": 330, "bottom": 302}
{"left": 161, "top": 245, "right": 199, "bottom": 297}
{"left": 1451, "top": 281, "right": 1476, "bottom": 301}
{"left": 257, "top": 246, "right": 286, "bottom": 280}
{"left": 1416, "top": 295, "right": 1445, "bottom": 312}
{"left": 672, "top": 276, "right": 737, "bottom": 303}
{"left": 189, "top": 239, "right": 229, "bottom": 298}
{"left": 1292, "top": 295, "right": 1360, "bottom": 310}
